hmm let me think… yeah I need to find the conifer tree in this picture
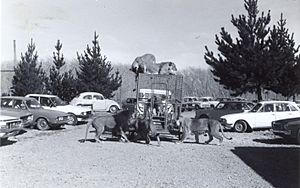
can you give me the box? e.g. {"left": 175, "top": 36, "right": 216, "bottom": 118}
{"left": 48, "top": 40, "right": 65, "bottom": 95}
{"left": 76, "top": 32, "right": 122, "bottom": 98}
{"left": 267, "top": 14, "right": 300, "bottom": 99}
{"left": 12, "top": 39, "right": 48, "bottom": 96}
{"left": 204, "top": 0, "right": 271, "bottom": 100}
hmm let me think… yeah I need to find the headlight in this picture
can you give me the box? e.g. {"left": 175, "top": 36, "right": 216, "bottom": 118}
{"left": 28, "top": 115, "right": 34, "bottom": 121}
{"left": 81, "top": 112, "right": 87, "bottom": 116}
{"left": 219, "top": 118, "right": 227, "bottom": 123}
{"left": 57, "top": 117, "right": 64, "bottom": 121}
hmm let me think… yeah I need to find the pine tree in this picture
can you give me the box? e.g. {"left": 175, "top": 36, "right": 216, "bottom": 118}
{"left": 267, "top": 14, "right": 300, "bottom": 99}
{"left": 48, "top": 40, "right": 65, "bottom": 95}
{"left": 12, "top": 39, "right": 48, "bottom": 96}
{"left": 204, "top": 0, "right": 271, "bottom": 100}
{"left": 76, "top": 32, "right": 122, "bottom": 98}
{"left": 60, "top": 70, "right": 78, "bottom": 102}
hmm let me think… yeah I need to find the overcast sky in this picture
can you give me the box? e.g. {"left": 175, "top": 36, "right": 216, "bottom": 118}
{"left": 1, "top": 0, "right": 299, "bottom": 69}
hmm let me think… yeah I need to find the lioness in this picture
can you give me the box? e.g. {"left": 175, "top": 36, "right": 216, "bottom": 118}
{"left": 83, "top": 110, "right": 133, "bottom": 143}
{"left": 130, "top": 54, "right": 177, "bottom": 75}
{"left": 178, "top": 117, "right": 232, "bottom": 145}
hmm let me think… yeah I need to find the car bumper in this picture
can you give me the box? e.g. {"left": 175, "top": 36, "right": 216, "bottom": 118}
{"left": 272, "top": 129, "right": 292, "bottom": 136}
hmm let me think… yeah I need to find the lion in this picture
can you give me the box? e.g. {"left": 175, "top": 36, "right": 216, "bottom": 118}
{"left": 177, "top": 117, "right": 232, "bottom": 145}
{"left": 130, "top": 54, "right": 177, "bottom": 75}
{"left": 83, "top": 110, "right": 134, "bottom": 143}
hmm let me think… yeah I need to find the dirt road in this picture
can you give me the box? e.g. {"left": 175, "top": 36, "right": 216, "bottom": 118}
{"left": 0, "top": 112, "right": 299, "bottom": 188}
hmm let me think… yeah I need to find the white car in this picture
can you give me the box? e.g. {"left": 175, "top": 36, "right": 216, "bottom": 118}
{"left": 26, "top": 94, "right": 92, "bottom": 125}
{"left": 220, "top": 101, "right": 300, "bottom": 132}
{"left": 69, "top": 92, "right": 121, "bottom": 113}
{"left": 198, "top": 97, "right": 219, "bottom": 108}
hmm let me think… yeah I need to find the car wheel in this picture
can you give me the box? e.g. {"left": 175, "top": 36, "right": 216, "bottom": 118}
{"left": 36, "top": 118, "right": 50, "bottom": 130}
{"left": 233, "top": 120, "right": 248, "bottom": 133}
{"left": 67, "top": 113, "right": 78, "bottom": 126}
{"left": 109, "top": 105, "right": 118, "bottom": 113}
{"left": 296, "top": 129, "right": 300, "bottom": 145}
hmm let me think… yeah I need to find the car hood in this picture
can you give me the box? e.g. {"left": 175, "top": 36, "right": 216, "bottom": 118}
{"left": 1, "top": 109, "right": 32, "bottom": 118}
{"left": 0, "top": 115, "right": 20, "bottom": 121}
{"left": 221, "top": 111, "right": 250, "bottom": 119}
{"left": 29, "top": 108, "right": 68, "bottom": 117}
{"left": 50, "top": 105, "right": 91, "bottom": 114}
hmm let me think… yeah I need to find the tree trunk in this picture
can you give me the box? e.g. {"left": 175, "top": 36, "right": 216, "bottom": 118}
{"left": 257, "top": 86, "right": 263, "bottom": 101}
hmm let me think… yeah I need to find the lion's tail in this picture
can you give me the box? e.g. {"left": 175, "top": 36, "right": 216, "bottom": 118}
{"left": 219, "top": 124, "right": 232, "bottom": 140}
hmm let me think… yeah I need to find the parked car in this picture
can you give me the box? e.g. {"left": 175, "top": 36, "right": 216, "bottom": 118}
{"left": 195, "top": 101, "right": 254, "bottom": 120}
{"left": 220, "top": 101, "right": 300, "bottom": 133}
{"left": 198, "top": 97, "right": 219, "bottom": 108}
{"left": 1, "top": 96, "right": 70, "bottom": 130}
{"left": 272, "top": 117, "right": 300, "bottom": 144}
{"left": 25, "top": 94, "right": 92, "bottom": 125}
{"left": 122, "top": 98, "right": 137, "bottom": 112}
{"left": 70, "top": 92, "right": 121, "bottom": 113}
{"left": 0, "top": 109, "right": 33, "bottom": 128}
{"left": 182, "top": 96, "right": 200, "bottom": 111}
{"left": 0, "top": 114, "right": 23, "bottom": 143}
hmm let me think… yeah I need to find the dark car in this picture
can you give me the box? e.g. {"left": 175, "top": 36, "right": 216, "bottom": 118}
{"left": 195, "top": 101, "right": 254, "bottom": 120}
{"left": 1, "top": 96, "right": 70, "bottom": 130}
{"left": 272, "top": 117, "right": 300, "bottom": 144}
{"left": 0, "top": 109, "right": 33, "bottom": 128}
{"left": 122, "top": 98, "right": 137, "bottom": 112}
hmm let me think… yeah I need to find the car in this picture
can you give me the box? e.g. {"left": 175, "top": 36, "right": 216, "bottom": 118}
{"left": 198, "top": 97, "right": 219, "bottom": 108}
{"left": 25, "top": 94, "right": 92, "bottom": 125}
{"left": 195, "top": 101, "right": 255, "bottom": 120}
{"left": 220, "top": 101, "right": 300, "bottom": 133}
{"left": 272, "top": 117, "right": 300, "bottom": 144}
{"left": 0, "top": 109, "right": 33, "bottom": 128}
{"left": 70, "top": 92, "right": 121, "bottom": 113}
{"left": 0, "top": 114, "right": 23, "bottom": 144}
{"left": 1, "top": 96, "right": 70, "bottom": 130}
{"left": 122, "top": 98, "right": 137, "bottom": 112}
{"left": 182, "top": 96, "right": 200, "bottom": 111}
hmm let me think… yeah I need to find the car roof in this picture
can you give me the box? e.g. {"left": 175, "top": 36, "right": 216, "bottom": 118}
{"left": 1, "top": 96, "right": 36, "bottom": 100}
{"left": 79, "top": 92, "right": 103, "bottom": 96}
{"left": 259, "top": 100, "right": 296, "bottom": 104}
{"left": 26, "top": 94, "right": 58, "bottom": 97}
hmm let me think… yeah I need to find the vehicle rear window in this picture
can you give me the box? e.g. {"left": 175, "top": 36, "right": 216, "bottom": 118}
{"left": 1, "top": 98, "right": 14, "bottom": 108}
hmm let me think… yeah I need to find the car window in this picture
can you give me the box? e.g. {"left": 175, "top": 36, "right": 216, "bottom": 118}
{"left": 25, "top": 99, "right": 42, "bottom": 109}
{"left": 40, "top": 97, "right": 52, "bottom": 106}
{"left": 13, "top": 100, "right": 23, "bottom": 109}
{"left": 1, "top": 98, "right": 14, "bottom": 107}
{"left": 216, "top": 102, "right": 225, "bottom": 109}
{"left": 288, "top": 104, "right": 297, "bottom": 111}
{"left": 251, "top": 103, "right": 262, "bottom": 112}
{"left": 94, "top": 95, "right": 104, "bottom": 100}
{"left": 261, "top": 104, "right": 274, "bottom": 112}
{"left": 30, "top": 96, "right": 39, "bottom": 101}
{"left": 83, "top": 95, "right": 92, "bottom": 100}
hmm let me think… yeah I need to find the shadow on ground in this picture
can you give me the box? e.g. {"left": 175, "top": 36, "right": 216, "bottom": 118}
{"left": 231, "top": 147, "right": 300, "bottom": 188}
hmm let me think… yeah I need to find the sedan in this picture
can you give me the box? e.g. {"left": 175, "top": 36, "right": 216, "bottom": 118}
{"left": 26, "top": 94, "right": 92, "bottom": 125}
{"left": 1, "top": 96, "right": 70, "bottom": 130}
{"left": 70, "top": 92, "right": 121, "bottom": 113}
{"left": 220, "top": 101, "right": 300, "bottom": 132}
{"left": 272, "top": 117, "right": 300, "bottom": 144}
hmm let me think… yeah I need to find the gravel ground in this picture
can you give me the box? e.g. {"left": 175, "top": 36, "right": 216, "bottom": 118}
{"left": 0, "top": 111, "right": 299, "bottom": 188}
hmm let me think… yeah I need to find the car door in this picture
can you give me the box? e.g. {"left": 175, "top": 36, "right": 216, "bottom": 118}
{"left": 92, "top": 94, "right": 106, "bottom": 111}
{"left": 80, "top": 94, "right": 93, "bottom": 107}
{"left": 254, "top": 103, "right": 276, "bottom": 128}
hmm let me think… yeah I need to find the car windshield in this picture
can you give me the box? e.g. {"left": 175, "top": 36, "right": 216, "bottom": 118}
{"left": 250, "top": 103, "right": 262, "bottom": 112}
{"left": 50, "top": 97, "right": 67, "bottom": 106}
{"left": 25, "top": 99, "right": 42, "bottom": 109}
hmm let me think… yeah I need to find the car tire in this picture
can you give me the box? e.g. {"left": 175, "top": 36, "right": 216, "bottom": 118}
{"left": 233, "top": 120, "right": 248, "bottom": 133}
{"left": 296, "top": 129, "right": 300, "bottom": 145}
{"left": 36, "top": 118, "right": 50, "bottom": 130}
{"left": 67, "top": 113, "right": 78, "bottom": 126}
{"left": 109, "top": 105, "right": 118, "bottom": 113}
